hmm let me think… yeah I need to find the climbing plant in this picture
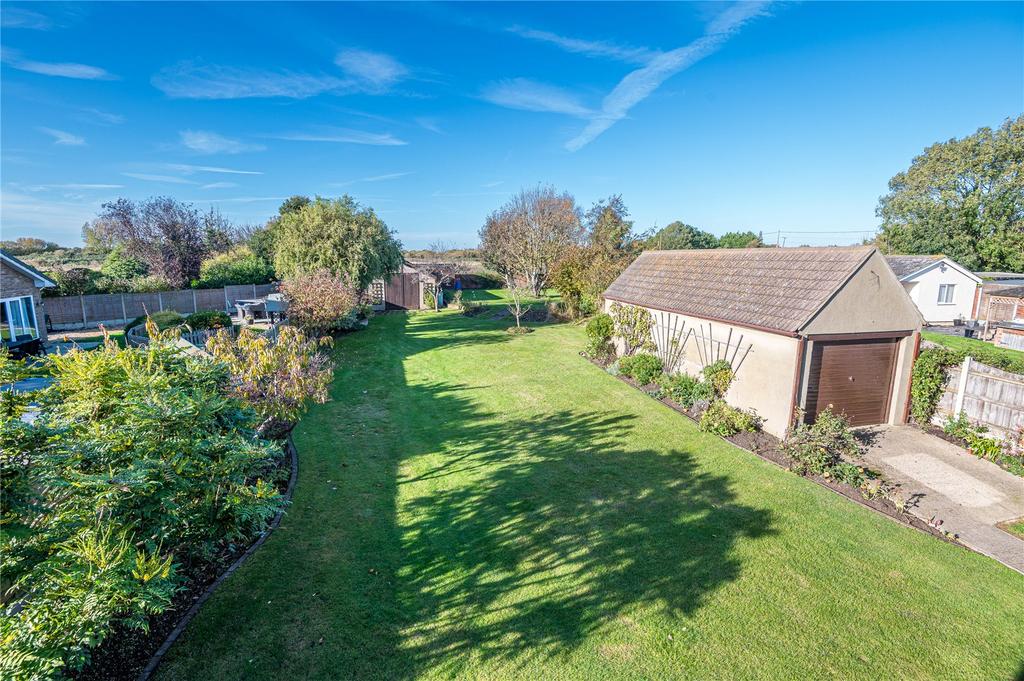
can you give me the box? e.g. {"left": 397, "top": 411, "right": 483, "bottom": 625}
{"left": 609, "top": 302, "right": 655, "bottom": 356}
{"left": 909, "top": 347, "right": 963, "bottom": 424}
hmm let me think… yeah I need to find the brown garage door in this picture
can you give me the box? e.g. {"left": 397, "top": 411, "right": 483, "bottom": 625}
{"left": 805, "top": 338, "right": 898, "bottom": 426}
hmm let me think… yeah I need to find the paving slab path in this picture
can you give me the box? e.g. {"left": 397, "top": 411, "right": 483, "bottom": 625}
{"left": 860, "top": 425, "right": 1024, "bottom": 573}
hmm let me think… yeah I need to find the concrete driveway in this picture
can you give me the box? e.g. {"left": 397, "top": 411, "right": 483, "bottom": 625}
{"left": 860, "top": 425, "right": 1024, "bottom": 573}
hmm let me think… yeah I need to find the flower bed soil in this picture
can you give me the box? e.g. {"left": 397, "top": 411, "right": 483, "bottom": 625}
{"left": 70, "top": 437, "right": 299, "bottom": 681}
{"left": 592, "top": 358, "right": 967, "bottom": 549}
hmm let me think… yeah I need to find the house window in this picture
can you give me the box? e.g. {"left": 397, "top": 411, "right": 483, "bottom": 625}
{"left": 937, "top": 284, "right": 956, "bottom": 305}
{"left": 1, "top": 296, "right": 39, "bottom": 343}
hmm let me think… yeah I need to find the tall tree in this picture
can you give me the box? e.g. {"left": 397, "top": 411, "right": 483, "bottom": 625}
{"left": 647, "top": 221, "right": 719, "bottom": 250}
{"left": 479, "top": 186, "right": 583, "bottom": 295}
{"left": 97, "top": 197, "right": 207, "bottom": 288}
{"left": 718, "top": 230, "right": 764, "bottom": 249}
{"left": 876, "top": 115, "right": 1024, "bottom": 271}
{"left": 273, "top": 196, "right": 404, "bottom": 290}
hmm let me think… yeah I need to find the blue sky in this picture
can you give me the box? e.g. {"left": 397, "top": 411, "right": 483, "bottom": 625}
{"left": 2, "top": 1, "right": 1021, "bottom": 249}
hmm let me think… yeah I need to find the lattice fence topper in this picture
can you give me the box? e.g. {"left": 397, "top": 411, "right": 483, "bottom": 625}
{"left": 370, "top": 281, "right": 385, "bottom": 305}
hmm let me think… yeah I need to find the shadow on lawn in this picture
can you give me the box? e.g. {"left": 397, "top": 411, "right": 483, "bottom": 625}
{"left": 158, "top": 307, "right": 776, "bottom": 680}
{"left": 370, "top": 311, "right": 777, "bottom": 677}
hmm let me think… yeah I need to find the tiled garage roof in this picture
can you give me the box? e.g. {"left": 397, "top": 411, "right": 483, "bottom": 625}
{"left": 603, "top": 246, "right": 875, "bottom": 334}
{"left": 885, "top": 255, "right": 942, "bottom": 278}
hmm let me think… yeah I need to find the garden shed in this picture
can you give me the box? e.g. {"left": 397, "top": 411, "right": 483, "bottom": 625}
{"left": 603, "top": 246, "right": 923, "bottom": 438}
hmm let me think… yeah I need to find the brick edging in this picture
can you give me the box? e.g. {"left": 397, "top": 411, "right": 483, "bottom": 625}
{"left": 137, "top": 435, "right": 299, "bottom": 681}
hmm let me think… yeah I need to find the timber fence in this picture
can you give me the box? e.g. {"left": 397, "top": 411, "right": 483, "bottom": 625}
{"left": 932, "top": 354, "right": 1024, "bottom": 440}
{"left": 43, "top": 283, "right": 278, "bottom": 331}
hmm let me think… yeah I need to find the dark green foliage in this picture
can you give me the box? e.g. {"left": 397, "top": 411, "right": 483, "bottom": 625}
{"left": 921, "top": 331, "right": 1024, "bottom": 374}
{"left": 618, "top": 353, "right": 663, "bottom": 385}
{"left": 44, "top": 266, "right": 102, "bottom": 296}
{"left": 656, "top": 372, "right": 713, "bottom": 407}
{"left": 717, "top": 231, "right": 764, "bottom": 249}
{"left": 876, "top": 115, "right": 1024, "bottom": 271}
{"left": 647, "top": 221, "right": 719, "bottom": 250}
{"left": 273, "top": 196, "right": 404, "bottom": 290}
{"left": 780, "top": 408, "right": 866, "bottom": 483}
{"left": 943, "top": 413, "right": 1022, "bottom": 477}
{"left": 910, "top": 348, "right": 963, "bottom": 423}
{"left": 0, "top": 340, "right": 285, "bottom": 677}
{"left": 185, "top": 310, "right": 231, "bottom": 330}
{"left": 195, "top": 248, "right": 275, "bottom": 288}
{"left": 698, "top": 400, "right": 761, "bottom": 436}
{"left": 702, "top": 360, "right": 735, "bottom": 399}
{"left": 101, "top": 245, "right": 148, "bottom": 280}
{"left": 584, "top": 313, "right": 614, "bottom": 359}
{"left": 124, "top": 310, "right": 185, "bottom": 333}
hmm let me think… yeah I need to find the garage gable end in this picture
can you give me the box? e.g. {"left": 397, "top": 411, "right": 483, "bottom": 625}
{"left": 801, "top": 250, "right": 923, "bottom": 335}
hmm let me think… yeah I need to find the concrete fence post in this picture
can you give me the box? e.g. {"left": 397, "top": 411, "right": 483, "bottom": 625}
{"left": 80, "top": 295, "right": 87, "bottom": 327}
{"left": 953, "top": 355, "right": 972, "bottom": 417}
{"left": 158, "top": 292, "right": 164, "bottom": 312}
{"left": 252, "top": 284, "right": 257, "bottom": 298}
{"left": 224, "top": 287, "right": 230, "bottom": 312}
{"left": 192, "top": 290, "right": 198, "bottom": 313}
{"left": 120, "top": 294, "right": 128, "bottom": 323}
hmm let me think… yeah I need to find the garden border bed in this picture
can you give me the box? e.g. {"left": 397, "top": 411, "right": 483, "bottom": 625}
{"left": 69, "top": 436, "right": 299, "bottom": 681}
{"left": 589, "top": 357, "right": 971, "bottom": 551}
{"left": 136, "top": 435, "right": 299, "bottom": 681}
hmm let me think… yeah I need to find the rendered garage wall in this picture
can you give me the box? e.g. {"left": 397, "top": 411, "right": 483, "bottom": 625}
{"left": 605, "top": 300, "right": 801, "bottom": 439}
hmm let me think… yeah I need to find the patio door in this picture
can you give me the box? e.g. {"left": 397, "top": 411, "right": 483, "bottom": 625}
{"left": 1, "top": 296, "right": 39, "bottom": 343}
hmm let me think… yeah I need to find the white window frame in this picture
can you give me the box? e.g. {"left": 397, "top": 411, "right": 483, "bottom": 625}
{"left": 1, "top": 295, "right": 39, "bottom": 343}
{"left": 936, "top": 284, "right": 956, "bottom": 305}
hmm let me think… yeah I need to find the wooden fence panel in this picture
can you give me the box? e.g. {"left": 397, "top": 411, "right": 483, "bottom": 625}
{"left": 161, "top": 290, "right": 196, "bottom": 315}
{"left": 41, "top": 296, "right": 83, "bottom": 325}
{"left": 933, "top": 357, "right": 1024, "bottom": 439}
{"left": 123, "top": 293, "right": 162, "bottom": 319}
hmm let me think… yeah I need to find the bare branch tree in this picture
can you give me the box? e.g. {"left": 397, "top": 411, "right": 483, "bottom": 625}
{"left": 506, "top": 285, "right": 532, "bottom": 329}
{"left": 479, "top": 186, "right": 582, "bottom": 296}
{"left": 422, "top": 240, "right": 466, "bottom": 311}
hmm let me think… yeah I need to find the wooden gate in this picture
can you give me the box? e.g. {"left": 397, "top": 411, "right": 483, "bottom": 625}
{"left": 384, "top": 273, "right": 420, "bottom": 310}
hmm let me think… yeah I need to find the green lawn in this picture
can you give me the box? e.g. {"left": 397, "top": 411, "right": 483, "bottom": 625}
{"left": 156, "top": 301, "right": 1023, "bottom": 680}
{"left": 922, "top": 330, "right": 1024, "bottom": 373}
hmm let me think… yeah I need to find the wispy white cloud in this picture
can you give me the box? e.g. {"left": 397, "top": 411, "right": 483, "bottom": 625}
{"left": 333, "top": 171, "right": 414, "bottom": 187}
{"left": 507, "top": 25, "right": 657, "bottom": 65}
{"left": 122, "top": 172, "right": 197, "bottom": 185}
{"left": 565, "top": 1, "right": 772, "bottom": 151}
{"left": 164, "top": 163, "right": 263, "bottom": 175}
{"left": 37, "top": 127, "right": 85, "bottom": 146}
{"left": 26, "top": 183, "right": 123, "bottom": 191}
{"left": 274, "top": 127, "right": 408, "bottom": 146}
{"left": 180, "top": 130, "right": 264, "bottom": 154}
{"left": 480, "top": 78, "right": 594, "bottom": 118}
{"left": 1, "top": 8, "right": 52, "bottom": 30}
{"left": 415, "top": 117, "right": 445, "bottom": 134}
{"left": 76, "top": 107, "right": 124, "bottom": 125}
{"left": 183, "top": 196, "right": 286, "bottom": 204}
{"left": 0, "top": 190, "right": 102, "bottom": 239}
{"left": 481, "top": 180, "right": 504, "bottom": 188}
{"left": 154, "top": 61, "right": 346, "bottom": 99}
{"left": 153, "top": 50, "right": 409, "bottom": 100}
{"left": 2, "top": 49, "right": 116, "bottom": 80}
{"left": 335, "top": 49, "right": 408, "bottom": 91}
{"left": 200, "top": 182, "right": 239, "bottom": 190}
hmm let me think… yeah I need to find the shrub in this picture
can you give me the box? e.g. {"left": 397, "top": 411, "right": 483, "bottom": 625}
{"left": 207, "top": 325, "right": 333, "bottom": 438}
{"left": 910, "top": 348, "right": 963, "bottom": 423}
{"left": 195, "top": 248, "right": 275, "bottom": 288}
{"left": 0, "top": 340, "right": 285, "bottom": 677}
{"left": 609, "top": 302, "right": 655, "bottom": 356}
{"left": 44, "top": 266, "right": 102, "bottom": 296}
{"left": 656, "top": 372, "right": 712, "bottom": 408}
{"left": 702, "top": 360, "right": 735, "bottom": 398}
{"left": 280, "top": 270, "right": 357, "bottom": 337}
{"left": 780, "top": 408, "right": 864, "bottom": 477}
{"left": 618, "top": 353, "right": 663, "bottom": 385}
{"left": 185, "top": 310, "right": 231, "bottom": 330}
{"left": 451, "top": 290, "right": 463, "bottom": 310}
{"left": 698, "top": 400, "right": 761, "bottom": 436}
{"left": 101, "top": 245, "right": 147, "bottom": 280}
{"left": 124, "top": 310, "right": 185, "bottom": 333}
{"left": 584, "top": 313, "right": 615, "bottom": 359}
{"left": 943, "top": 412, "right": 1008, "bottom": 464}
{"left": 423, "top": 287, "right": 436, "bottom": 310}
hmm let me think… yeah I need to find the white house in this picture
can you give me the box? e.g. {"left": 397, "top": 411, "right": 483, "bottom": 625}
{"left": 604, "top": 247, "right": 922, "bottom": 438}
{"left": 885, "top": 255, "right": 981, "bottom": 325}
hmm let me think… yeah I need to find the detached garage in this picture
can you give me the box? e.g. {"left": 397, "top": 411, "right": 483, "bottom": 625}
{"left": 603, "top": 246, "right": 923, "bottom": 438}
